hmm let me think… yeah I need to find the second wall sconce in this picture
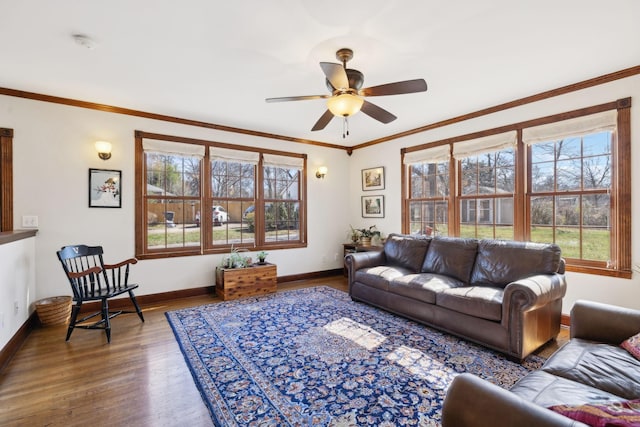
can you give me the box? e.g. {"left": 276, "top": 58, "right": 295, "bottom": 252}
{"left": 316, "top": 166, "right": 328, "bottom": 179}
{"left": 95, "top": 140, "right": 112, "bottom": 160}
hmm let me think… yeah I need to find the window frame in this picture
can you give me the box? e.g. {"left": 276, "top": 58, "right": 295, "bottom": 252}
{"left": 402, "top": 98, "right": 631, "bottom": 278}
{"left": 0, "top": 128, "right": 13, "bottom": 232}
{"left": 135, "top": 130, "right": 307, "bottom": 260}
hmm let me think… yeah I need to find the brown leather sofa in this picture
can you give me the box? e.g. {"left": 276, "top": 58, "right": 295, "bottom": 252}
{"left": 344, "top": 233, "right": 566, "bottom": 360}
{"left": 442, "top": 300, "right": 640, "bottom": 426}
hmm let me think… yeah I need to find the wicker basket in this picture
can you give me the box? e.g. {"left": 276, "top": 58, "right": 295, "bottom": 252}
{"left": 35, "top": 296, "right": 72, "bottom": 326}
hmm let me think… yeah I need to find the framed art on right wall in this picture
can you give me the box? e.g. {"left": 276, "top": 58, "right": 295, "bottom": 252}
{"left": 361, "top": 195, "right": 385, "bottom": 218}
{"left": 361, "top": 166, "right": 385, "bottom": 191}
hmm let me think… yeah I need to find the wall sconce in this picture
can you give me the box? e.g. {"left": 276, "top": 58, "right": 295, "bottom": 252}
{"left": 95, "top": 141, "right": 112, "bottom": 160}
{"left": 316, "top": 166, "right": 328, "bottom": 179}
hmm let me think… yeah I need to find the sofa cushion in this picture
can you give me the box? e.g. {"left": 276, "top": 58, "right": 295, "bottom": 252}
{"left": 549, "top": 399, "right": 640, "bottom": 426}
{"left": 541, "top": 339, "right": 640, "bottom": 400}
{"left": 383, "top": 234, "right": 430, "bottom": 273}
{"left": 354, "top": 266, "right": 413, "bottom": 292}
{"left": 421, "top": 237, "right": 478, "bottom": 283}
{"left": 622, "top": 332, "right": 640, "bottom": 361}
{"left": 510, "top": 370, "right": 625, "bottom": 408}
{"left": 436, "top": 286, "right": 503, "bottom": 321}
{"left": 470, "top": 240, "right": 562, "bottom": 288}
{"left": 389, "top": 273, "right": 464, "bottom": 304}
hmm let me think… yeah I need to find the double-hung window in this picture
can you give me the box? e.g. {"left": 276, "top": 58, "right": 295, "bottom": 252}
{"left": 454, "top": 132, "right": 517, "bottom": 240}
{"left": 210, "top": 147, "right": 259, "bottom": 247}
{"left": 141, "top": 139, "right": 204, "bottom": 254}
{"left": 135, "top": 131, "right": 307, "bottom": 259}
{"left": 524, "top": 110, "right": 619, "bottom": 269}
{"left": 403, "top": 144, "right": 450, "bottom": 236}
{"left": 402, "top": 98, "right": 631, "bottom": 277}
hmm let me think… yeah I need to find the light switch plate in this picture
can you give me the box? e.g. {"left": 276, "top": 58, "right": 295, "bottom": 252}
{"left": 22, "top": 215, "right": 39, "bottom": 228}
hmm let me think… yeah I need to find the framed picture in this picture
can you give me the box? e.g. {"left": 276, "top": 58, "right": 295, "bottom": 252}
{"left": 89, "top": 169, "right": 121, "bottom": 208}
{"left": 361, "top": 166, "right": 385, "bottom": 191}
{"left": 361, "top": 195, "right": 385, "bottom": 218}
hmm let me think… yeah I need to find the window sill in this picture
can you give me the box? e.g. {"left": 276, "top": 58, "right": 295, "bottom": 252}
{"left": 565, "top": 264, "right": 632, "bottom": 279}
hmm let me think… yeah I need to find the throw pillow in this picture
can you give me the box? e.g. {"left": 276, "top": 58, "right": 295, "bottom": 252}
{"left": 621, "top": 332, "right": 640, "bottom": 361}
{"left": 549, "top": 399, "right": 640, "bottom": 426}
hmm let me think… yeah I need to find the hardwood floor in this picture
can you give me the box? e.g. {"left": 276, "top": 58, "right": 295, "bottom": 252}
{"left": 0, "top": 276, "right": 566, "bottom": 426}
{"left": 0, "top": 277, "right": 347, "bottom": 426}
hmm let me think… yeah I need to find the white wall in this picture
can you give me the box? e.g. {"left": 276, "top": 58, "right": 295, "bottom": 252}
{"left": 0, "top": 236, "right": 36, "bottom": 348}
{"left": 1, "top": 72, "right": 639, "bottom": 342}
{"left": 352, "top": 74, "right": 640, "bottom": 313}
{"left": 1, "top": 95, "right": 351, "bottom": 316}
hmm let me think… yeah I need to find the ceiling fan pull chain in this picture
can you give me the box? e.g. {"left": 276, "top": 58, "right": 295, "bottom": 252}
{"left": 342, "top": 117, "right": 351, "bottom": 139}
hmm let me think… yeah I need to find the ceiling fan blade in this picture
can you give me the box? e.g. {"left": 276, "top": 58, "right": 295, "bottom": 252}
{"left": 320, "top": 62, "right": 349, "bottom": 90}
{"left": 360, "top": 100, "right": 397, "bottom": 124}
{"left": 359, "top": 79, "right": 427, "bottom": 97}
{"left": 265, "top": 94, "right": 329, "bottom": 103}
{"left": 311, "top": 109, "right": 334, "bottom": 131}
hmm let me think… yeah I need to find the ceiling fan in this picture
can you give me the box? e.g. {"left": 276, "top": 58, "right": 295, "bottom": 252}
{"left": 266, "top": 48, "right": 428, "bottom": 137}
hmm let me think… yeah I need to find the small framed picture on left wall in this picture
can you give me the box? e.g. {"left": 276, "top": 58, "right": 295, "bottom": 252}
{"left": 89, "top": 169, "right": 121, "bottom": 208}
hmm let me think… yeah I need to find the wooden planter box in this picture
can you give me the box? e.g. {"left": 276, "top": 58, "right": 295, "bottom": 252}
{"left": 215, "top": 263, "right": 277, "bottom": 301}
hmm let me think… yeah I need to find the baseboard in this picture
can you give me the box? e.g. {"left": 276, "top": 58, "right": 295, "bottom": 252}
{"left": 278, "top": 268, "right": 343, "bottom": 283}
{"left": 0, "top": 311, "right": 39, "bottom": 372}
{"left": 0, "top": 268, "right": 343, "bottom": 372}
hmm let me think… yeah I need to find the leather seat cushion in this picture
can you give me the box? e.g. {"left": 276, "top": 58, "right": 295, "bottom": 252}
{"left": 510, "top": 370, "right": 624, "bottom": 408}
{"left": 540, "top": 339, "right": 640, "bottom": 400}
{"left": 436, "top": 286, "right": 503, "bottom": 321}
{"left": 470, "top": 239, "right": 562, "bottom": 288}
{"left": 354, "top": 266, "right": 414, "bottom": 292}
{"left": 421, "top": 237, "right": 478, "bottom": 283}
{"left": 389, "top": 273, "right": 464, "bottom": 304}
{"left": 383, "top": 234, "right": 431, "bottom": 273}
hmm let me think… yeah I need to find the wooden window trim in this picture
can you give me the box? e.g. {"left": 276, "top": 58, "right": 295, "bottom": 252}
{"left": 402, "top": 98, "right": 632, "bottom": 278}
{"left": 0, "top": 128, "right": 13, "bottom": 231}
{"left": 135, "top": 130, "right": 307, "bottom": 260}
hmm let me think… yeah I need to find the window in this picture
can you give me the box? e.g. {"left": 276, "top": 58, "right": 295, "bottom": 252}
{"left": 524, "top": 110, "right": 617, "bottom": 267}
{"left": 454, "top": 132, "right": 517, "bottom": 240}
{"left": 403, "top": 144, "right": 450, "bottom": 236}
{"left": 135, "top": 131, "right": 306, "bottom": 259}
{"left": 210, "top": 147, "right": 259, "bottom": 247}
{"left": 403, "top": 99, "right": 631, "bottom": 278}
{"left": 262, "top": 154, "right": 303, "bottom": 243}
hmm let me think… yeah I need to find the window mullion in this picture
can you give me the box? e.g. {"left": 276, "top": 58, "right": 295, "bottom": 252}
{"left": 514, "top": 130, "right": 526, "bottom": 240}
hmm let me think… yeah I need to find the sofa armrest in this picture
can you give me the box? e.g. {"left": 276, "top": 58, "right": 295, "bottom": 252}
{"left": 344, "top": 251, "right": 385, "bottom": 285}
{"left": 442, "top": 373, "right": 584, "bottom": 427}
{"left": 503, "top": 273, "right": 567, "bottom": 313}
{"left": 570, "top": 300, "right": 640, "bottom": 343}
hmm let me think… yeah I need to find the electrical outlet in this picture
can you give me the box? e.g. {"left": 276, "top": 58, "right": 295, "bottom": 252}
{"left": 14, "top": 301, "right": 19, "bottom": 315}
{"left": 21, "top": 215, "right": 38, "bottom": 228}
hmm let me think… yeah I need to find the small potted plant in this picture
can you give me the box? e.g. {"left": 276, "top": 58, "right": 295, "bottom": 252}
{"left": 256, "top": 250, "right": 269, "bottom": 264}
{"left": 221, "top": 245, "right": 250, "bottom": 268}
{"left": 355, "top": 225, "right": 381, "bottom": 246}
{"left": 349, "top": 225, "right": 360, "bottom": 243}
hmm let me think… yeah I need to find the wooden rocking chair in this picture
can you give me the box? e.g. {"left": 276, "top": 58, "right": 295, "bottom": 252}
{"left": 56, "top": 245, "right": 144, "bottom": 343}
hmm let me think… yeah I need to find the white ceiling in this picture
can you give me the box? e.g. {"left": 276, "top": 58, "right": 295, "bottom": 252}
{"left": 1, "top": 0, "right": 639, "bottom": 147}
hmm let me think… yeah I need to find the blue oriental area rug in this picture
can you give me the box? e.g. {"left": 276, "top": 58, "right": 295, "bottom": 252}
{"left": 166, "top": 286, "right": 543, "bottom": 426}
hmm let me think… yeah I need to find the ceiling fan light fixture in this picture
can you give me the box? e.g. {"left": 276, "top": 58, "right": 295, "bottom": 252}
{"left": 327, "top": 93, "right": 364, "bottom": 117}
